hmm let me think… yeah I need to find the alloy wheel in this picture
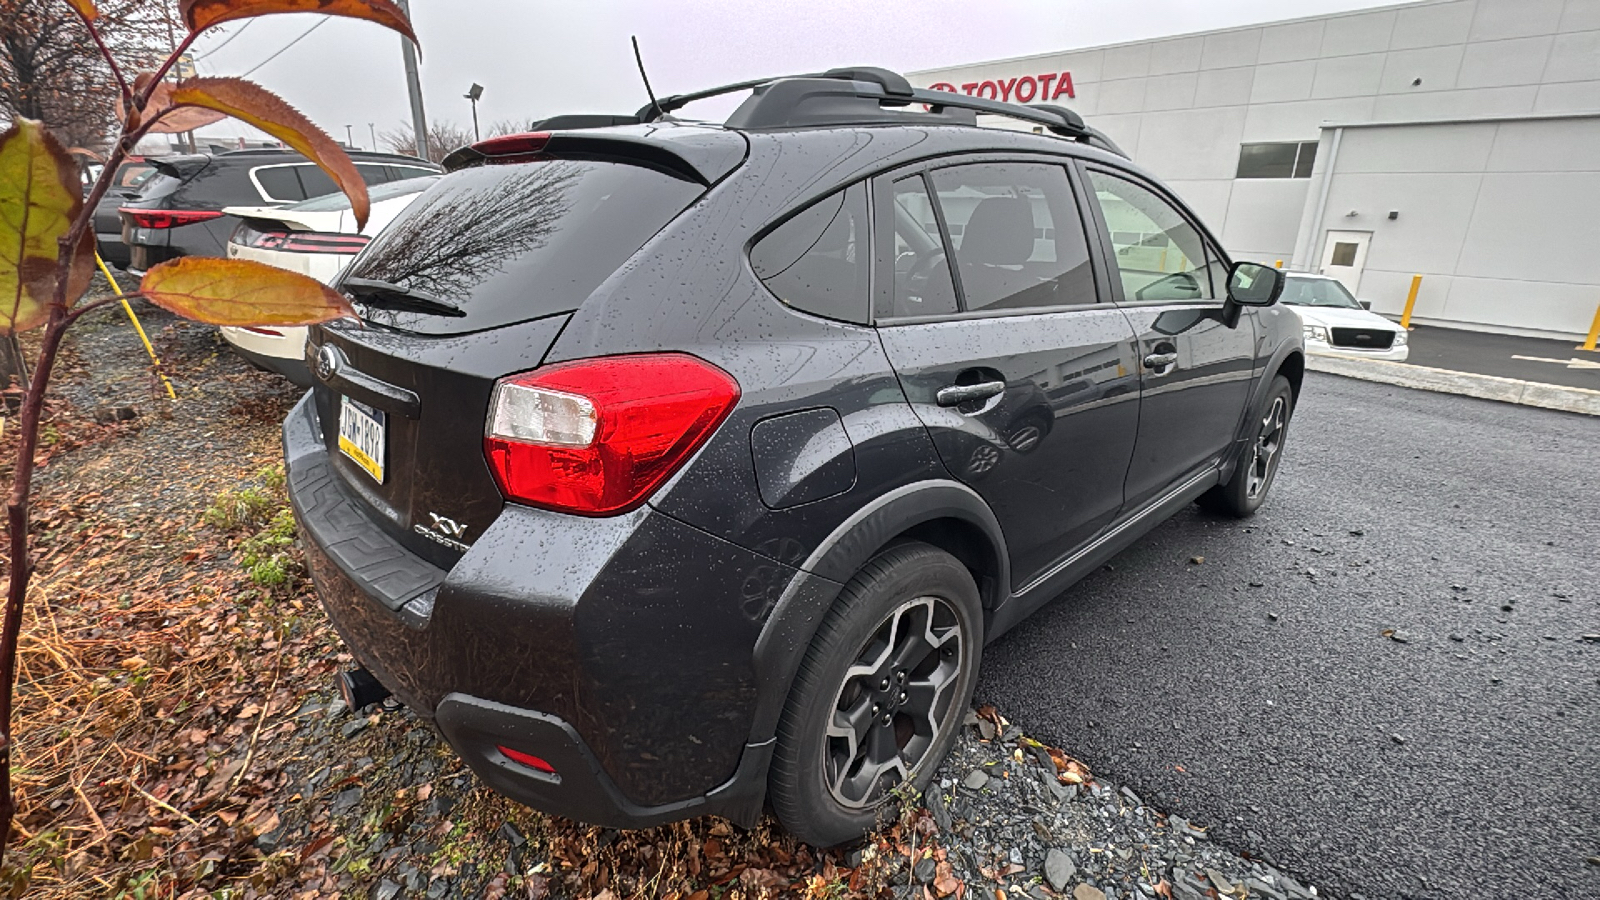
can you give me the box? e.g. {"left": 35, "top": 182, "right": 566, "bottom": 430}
{"left": 824, "top": 596, "right": 964, "bottom": 808}
{"left": 1246, "top": 396, "right": 1287, "bottom": 499}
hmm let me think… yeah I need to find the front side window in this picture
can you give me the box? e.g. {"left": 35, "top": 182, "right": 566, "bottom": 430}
{"left": 928, "top": 162, "right": 1094, "bottom": 312}
{"left": 750, "top": 183, "right": 870, "bottom": 324}
{"left": 1087, "top": 170, "right": 1218, "bottom": 303}
{"left": 887, "top": 175, "right": 959, "bottom": 318}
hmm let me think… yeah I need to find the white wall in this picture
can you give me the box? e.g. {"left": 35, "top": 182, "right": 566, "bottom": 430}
{"left": 1298, "top": 116, "right": 1600, "bottom": 337}
{"left": 911, "top": 0, "right": 1600, "bottom": 332}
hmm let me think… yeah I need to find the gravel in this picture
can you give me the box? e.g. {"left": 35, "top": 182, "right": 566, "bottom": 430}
{"left": 920, "top": 716, "right": 1325, "bottom": 900}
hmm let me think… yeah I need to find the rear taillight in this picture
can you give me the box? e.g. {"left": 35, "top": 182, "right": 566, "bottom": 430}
{"left": 235, "top": 227, "right": 371, "bottom": 255}
{"left": 121, "top": 208, "right": 225, "bottom": 229}
{"left": 484, "top": 354, "right": 740, "bottom": 516}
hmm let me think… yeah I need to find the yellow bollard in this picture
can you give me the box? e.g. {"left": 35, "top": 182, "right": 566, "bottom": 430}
{"left": 1275, "top": 260, "right": 1283, "bottom": 269}
{"left": 1583, "top": 300, "right": 1600, "bottom": 352}
{"left": 94, "top": 254, "right": 178, "bottom": 401}
{"left": 1399, "top": 274, "right": 1423, "bottom": 331}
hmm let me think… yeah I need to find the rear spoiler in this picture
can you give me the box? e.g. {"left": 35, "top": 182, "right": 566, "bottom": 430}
{"left": 150, "top": 155, "right": 212, "bottom": 181}
{"left": 440, "top": 127, "right": 747, "bottom": 186}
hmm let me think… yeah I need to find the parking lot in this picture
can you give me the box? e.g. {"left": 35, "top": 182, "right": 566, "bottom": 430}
{"left": 976, "top": 373, "right": 1599, "bottom": 899}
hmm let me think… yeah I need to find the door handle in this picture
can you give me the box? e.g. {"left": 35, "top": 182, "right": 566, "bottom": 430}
{"left": 936, "top": 381, "right": 1006, "bottom": 408}
{"left": 1143, "top": 352, "right": 1178, "bottom": 369}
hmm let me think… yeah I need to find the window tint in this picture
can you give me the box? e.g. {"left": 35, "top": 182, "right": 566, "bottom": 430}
{"left": 297, "top": 165, "right": 338, "bottom": 199}
{"left": 389, "top": 165, "right": 438, "bottom": 181}
{"left": 254, "top": 166, "right": 305, "bottom": 201}
{"left": 347, "top": 159, "right": 703, "bottom": 335}
{"left": 1236, "top": 141, "right": 1318, "bottom": 179}
{"left": 358, "top": 164, "right": 394, "bottom": 186}
{"left": 888, "top": 175, "right": 958, "bottom": 318}
{"left": 751, "top": 183, "right": 870, "bottom": 324}
{"left": 1087, "top": 170, "right": 1217, "bottom": 302}
{"left": 929, "top": 162, "right": 1094, "bottom": 312}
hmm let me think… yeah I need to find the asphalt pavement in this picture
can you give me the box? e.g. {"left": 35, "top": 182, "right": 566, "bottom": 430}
{"left": 976, "top": 372, "right": 1599, "bottom": 900}
{"left": 1400, "top": 325, "right": 1600, "bottom": 391}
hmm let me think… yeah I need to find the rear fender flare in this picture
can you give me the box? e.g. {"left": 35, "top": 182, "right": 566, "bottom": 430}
{"left": 747, "top": 479, "right": 1008, "bottom": 743}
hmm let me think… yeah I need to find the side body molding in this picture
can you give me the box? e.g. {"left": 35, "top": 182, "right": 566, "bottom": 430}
{"left": 746, "top": 479, "right": 1009, "bottom": 743}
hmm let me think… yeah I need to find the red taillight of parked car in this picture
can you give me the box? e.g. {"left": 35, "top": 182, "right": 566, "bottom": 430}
{"left": 237, "top": 229, "right": 372, "bottom": 255}
{"left": 470, "top": 131, "right": 551, "bottom": 159}
{"left": 484, "top": 354, "right": 740, "bottom": 516}
{"left": 120, "top": 208, "right": 225, "bottom": 229}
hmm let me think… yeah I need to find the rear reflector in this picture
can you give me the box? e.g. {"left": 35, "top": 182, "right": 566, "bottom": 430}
{"left": 497, "top": 746, "right": 557, "bottom": 775}
{"left": 484, "top": 354, "right": 740, "bottom": 516}
{"left": 121, "top": 208, "right": 225, "bottom": 229}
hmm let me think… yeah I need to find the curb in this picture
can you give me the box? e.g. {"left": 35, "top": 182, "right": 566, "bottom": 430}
{"left": 1307, "top": 356, "right": 1600, "bottom": 417}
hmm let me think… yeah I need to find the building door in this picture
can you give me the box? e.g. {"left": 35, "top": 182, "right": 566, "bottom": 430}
{"left": 1320, "top": 230, "right": 1370, "bottom": 295}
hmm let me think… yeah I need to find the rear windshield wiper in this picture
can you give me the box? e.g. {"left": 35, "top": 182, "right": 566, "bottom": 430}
{"left": 342, "top": 277, "right": 467, "bottom": 318}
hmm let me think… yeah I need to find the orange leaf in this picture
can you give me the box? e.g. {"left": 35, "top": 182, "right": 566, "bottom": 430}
{"left": 179, "top": 0, "right": 416, "bottom": 45}
{"left": 67, "top": 0, "right": 99, "bottom": 20}
{"left": 139, "top": 257, "right": 355, "bottom": 326}
{"left": 160, "top": 77, "right": 371, "bottom": 227}
{"left": 120, "top": 79, "right": 229, "bottom": 134}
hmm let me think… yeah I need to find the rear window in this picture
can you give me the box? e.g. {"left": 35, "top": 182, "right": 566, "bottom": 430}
{"left": 343, "top": 159, "right": 704, "bottom": 335}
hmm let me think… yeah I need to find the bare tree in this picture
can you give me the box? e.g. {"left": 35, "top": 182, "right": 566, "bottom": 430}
{"left": 0, "top": 0, "right": 179, "bottom": 153}
{"left": 378, "top": 118, "right": 475, "bottom": 163}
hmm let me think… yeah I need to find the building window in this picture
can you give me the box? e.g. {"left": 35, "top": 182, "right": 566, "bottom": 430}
{"left": 1236, "top": 141, "right": 1319, "bottom": 179}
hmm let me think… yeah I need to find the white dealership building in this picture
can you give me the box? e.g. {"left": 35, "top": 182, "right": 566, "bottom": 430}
{"left": 912, "top": 0, "right": 1600, "bottom": 338}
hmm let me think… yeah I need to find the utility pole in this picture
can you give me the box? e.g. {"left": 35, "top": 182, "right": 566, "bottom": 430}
{"left": 395, "top": 0, "right": 430, "bottom": 160}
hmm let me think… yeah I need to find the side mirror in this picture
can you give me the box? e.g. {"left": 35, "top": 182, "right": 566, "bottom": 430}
{"left": 1359, "top": 299, "right": 1373, "bottom": 310}
{"left": 1226, "top": 262, "right": 1284, "bottom": 307}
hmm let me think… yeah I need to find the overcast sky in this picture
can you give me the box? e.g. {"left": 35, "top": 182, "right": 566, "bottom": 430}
{"left": 185, "top": 0, "right": 1401, "bottom": 150}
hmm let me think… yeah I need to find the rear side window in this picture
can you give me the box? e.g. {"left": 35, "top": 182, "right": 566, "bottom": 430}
{"left": 929, "top": 162, "right": 1095, "bottom": 312}
{"left": 345, "top": 159, "right": 703, "bottom": 335}
{"left": 750, "top": 183, "right": 870, "bottom": 324}
{"left": 254, "top": 166, "right": 305, "bottom": 202}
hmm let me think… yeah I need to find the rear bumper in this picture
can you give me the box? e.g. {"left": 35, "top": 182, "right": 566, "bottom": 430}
{"left": 222, "top": 326, "right": 312, "bottom": 387}
{"left": 282, "top": 393, "right": 782, "bottom": 828}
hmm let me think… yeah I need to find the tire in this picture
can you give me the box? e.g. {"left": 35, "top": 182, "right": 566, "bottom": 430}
{"left": 1200, "top": 375, "right": 1295, "bottom": 518}
{"left": 769, "top": 542, "right": 983, "bottom": 847}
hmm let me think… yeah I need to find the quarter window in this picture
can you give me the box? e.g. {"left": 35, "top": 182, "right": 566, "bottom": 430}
{"left": 1087, "top": 170, "right": 1220, "bottom": 302}
{"left": 928, "top": 162, "right": 1094, "bottom": 312}
{"left": 750, "top": 183, "right": 871, "bottom": 324}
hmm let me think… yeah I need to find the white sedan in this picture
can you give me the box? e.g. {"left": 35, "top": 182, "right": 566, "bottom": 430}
{"left": 219, "top": 175, "right": 439, "bottom": 385}
{"left": 1281, "top": 273, "right": 1409, "bottom": 362}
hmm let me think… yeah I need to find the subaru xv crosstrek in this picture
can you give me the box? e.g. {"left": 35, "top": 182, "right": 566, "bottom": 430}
{"left": 285, "top": 68, "right": 1302, "bottom": 847}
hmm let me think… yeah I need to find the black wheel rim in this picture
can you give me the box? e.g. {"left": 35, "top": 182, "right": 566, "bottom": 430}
{"left": 1246, "top": 396, "right": 1287, "bottom": 499}
{"left": 824, "top": 595, "right": 964, "bottom": 809}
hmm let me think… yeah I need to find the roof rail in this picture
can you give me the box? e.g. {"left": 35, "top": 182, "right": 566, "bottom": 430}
{"left": 636, "top": 66, "right": 1125, "bottom": 157}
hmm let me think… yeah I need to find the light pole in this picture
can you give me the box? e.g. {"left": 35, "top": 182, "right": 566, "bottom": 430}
{"left": 369, "top": 123, "right": 377, "bottom": 152}
{"left": 395, "top": 0, "right": 430, "bottom": 159}
{"left": 345, "top": 124, "right": 354, "bottom": 148}
{"left": 465, "top": 83, "right": 484, "bottom": 142}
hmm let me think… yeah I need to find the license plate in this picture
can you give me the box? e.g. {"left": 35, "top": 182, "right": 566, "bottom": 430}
{"left": 338, "top": 396, "right": 386, "bottom": 484}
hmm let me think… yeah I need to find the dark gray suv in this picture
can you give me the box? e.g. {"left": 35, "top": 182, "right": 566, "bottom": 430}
{"left": 285, "top": 67, "right": 1302, "bottom": 846}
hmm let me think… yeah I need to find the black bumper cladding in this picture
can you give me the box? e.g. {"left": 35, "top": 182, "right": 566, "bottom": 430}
{"left": 281, "top": 393, "right": 775, "bottom": 828}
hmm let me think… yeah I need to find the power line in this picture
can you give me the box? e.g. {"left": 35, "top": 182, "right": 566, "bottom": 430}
{"left": 240, "top": 18, "right": 329, "bottom": 78}
{"left": 195, "top": 20, "right": 253, "bottom": 60}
